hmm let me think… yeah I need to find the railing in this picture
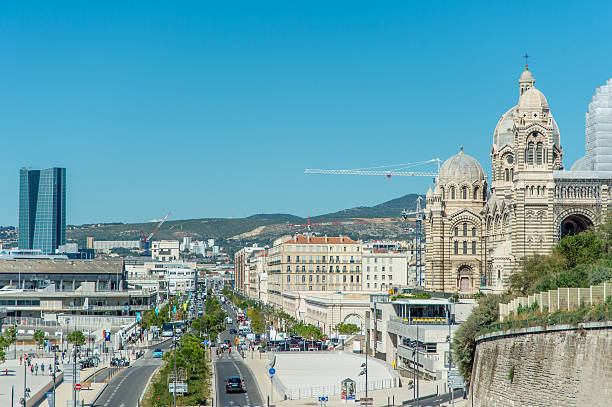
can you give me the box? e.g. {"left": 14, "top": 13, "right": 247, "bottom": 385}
{"left": 499, "top": 281, "right": 612, "bottom": 320}
{"left": 390, "top": 316, "right": 448, "bottom": 325}
{"left": 277, "top": 378, "right": 399, "bottom": 400}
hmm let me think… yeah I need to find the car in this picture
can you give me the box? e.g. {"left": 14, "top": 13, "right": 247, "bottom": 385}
{"left": 153, "top": 349, "right": 163, "bottom": 358}
{"left": 226, "top": 376, "right": 244, "bottom": 393}
{"left": 229, "top": 328, "right": 237, "bottom": 334}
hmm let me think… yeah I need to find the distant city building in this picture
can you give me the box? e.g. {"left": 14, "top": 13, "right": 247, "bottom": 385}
{"left": 86, "top": 236, "right": 95, "bottom": 250}
{"left": 151, "top": 240, "right": 180, "bottom": 262}
{"left": 18, "top": 167, "right": 66, "bottom": 254}
{"left": 93, "top": 240, "right": 141, "bottom": 252}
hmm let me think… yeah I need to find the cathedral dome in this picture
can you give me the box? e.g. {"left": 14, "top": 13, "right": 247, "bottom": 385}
{"left": 438, "top": 147, "right": 485, "bottom": 184}
{"left": 518, "top": 87, "right": 548, "bottom": 110}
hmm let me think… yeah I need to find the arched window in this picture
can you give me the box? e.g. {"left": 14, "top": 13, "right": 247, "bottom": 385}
{"left": 527, "top": 142, "right": 535, "bottom": 164}
{"left": 454, "top": 227, "right": 459, "bottom": 236}
{"left": 472, "top": 227, "right": 476, "bottom": 236}
{"left": 505, "top": 168, "right": 509, "bottom": 181}
{"left": 473, "top": 187, "right": 479, "bottom": 200}
{"left": 462, "top": 241, "right": 468, "bottom": 254}
{"left": 450, "top": 186, "right": 455, "bottom": 199}
{"left": 463, "top": 223, "right": 468, "bottom": 236}
{"left": 453, "top": 241, "right": 458, "bottom": 255}
{"left": 472, "top": 241, "right": 476, "bottom": 254}
{"left": 461, "top": 186, "right": 467, "bottom": 200}
{"left": 510, "top": 168, "right": 514, "bottom": 180}
{"left": 536, "top": 142, "right": 543, "bottom": 164}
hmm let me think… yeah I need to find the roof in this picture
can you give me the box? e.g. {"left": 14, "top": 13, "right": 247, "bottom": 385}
{"left": 438, "top": 147, "right": 485, "bottom": 184}
{"left": 284, "top": 235, "right": 359, "bottom": 244}
{"left": 0, "top": 259, "right": 123, "bottom": 275}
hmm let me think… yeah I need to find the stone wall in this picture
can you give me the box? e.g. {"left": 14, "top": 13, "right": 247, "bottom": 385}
{"left": 470, "top": 322, "right": 612, "bottom": 406}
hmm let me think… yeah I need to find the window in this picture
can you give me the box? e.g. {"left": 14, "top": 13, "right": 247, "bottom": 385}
{"left": 463, "top": 241, "right": 468, "bottom": 254}
{"left": 367, "top": 283, "right": 370, "bottom": 288}
{"left": 463, "top": 223, "right": 468, "bottom": 236}
{"left": 309, "top": 275, "right": 313, "bottom": 282}
{"left": 287, "top": 275, "right": 291, "bottom": 282}
{"left": 473, "top": 187, "right": 479, "bottom": 200}
{"left": 527, "top": 142, "right": 535, "bottom": 164}
{"left": 302, "top": 275, "right": 306, "bottom": 282}
{"left": 505, "top": 168, "right": 509, "bottom": 181}
{"left": 389, "top": 274, "right": 392, "bottom": 280}
{"left": 366, "top": 274, "right": 370, "bottom": 280}
{"left": 536, "top": 142, "right": 543, "bottom": 164}
{"left": 350, "top": 276, "right": 354, "bottom": 282}
{"left": 461, "top": 186, "right": 467, "bottom": 199}
{"left": 374, "top": 275, "right": 378, "bottom": 280}
{"left": 472, "top": 241, "right": 476, "bottom": 254}
{"left": 382, "top": 274, "right": 385, "bottom": 280}
{"left": 322, "top": 275, "right": 326, "bottom": 282}
{"left": 343, "top": 276, "right": 347, "bottom": 282}
{"left": 454, "top": 241, "right": 458, "bottom": 254}
{"left": 382, "top": 266, "right": 385, "bottom": 272}
{"left": 287, "top": 256, "right": 291, "bottom": 262}
{"left": 454, "top": 227, "right": 458, "bottom": 236}
{"left": 374, "top": 283, "right": 377, "bottom": 288}
{"left": 287, "top": 266, "right": 291, "bottom": 272}
{"left": 450, "top": 186, "right": 456, "bottom": 199}
{"left": 356, "top": 275, "right": 359, "bottom": 282}
{"left": 302, "top": 266, "right": 306, "bottom": 272}
{"left": 356, "top": 266, "right": 360, "bottom": 272}
{"left": 472, "top": 227, "right": 476, "bottom": 236}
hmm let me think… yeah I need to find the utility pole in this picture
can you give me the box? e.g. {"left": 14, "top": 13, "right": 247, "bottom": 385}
{"left": 23, "top": 355, "right": 27, "bottom": 407}
{"left": 72, "top": 346, "right": 78, "bottom": 407}
{"left": 173, "top": 322, "right": 177, "bottom": 407}
{"left": 448, "top": 302, "right": 455, "bottom": 407}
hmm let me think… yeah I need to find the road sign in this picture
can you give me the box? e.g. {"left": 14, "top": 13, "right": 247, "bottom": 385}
{"left": 360, "top": 397, "right": 373, "bottom": 406}
{"left": 447, "top": 370, "right": 465, "bottom": 389}
{"left": 318, "top": 396, "right": 329, "bottom": 402}
{"left": 169, "top": 382, "right": 188, "bottom": 394}
{"left": 269, "top": 367, "right": 276, "bottom": 375}
{"left": 74, "top": 384, "right": 82, "bottom": 391}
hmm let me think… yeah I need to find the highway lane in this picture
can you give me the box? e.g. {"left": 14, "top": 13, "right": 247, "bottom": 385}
{"left": 403, "top": 389, "right": 464, "bottom": 406}
{"left": 91, "top": 339, "right": 172, "bottom": 407}
{"left": 215, "top": 300, "right": 264, "bottom": 407}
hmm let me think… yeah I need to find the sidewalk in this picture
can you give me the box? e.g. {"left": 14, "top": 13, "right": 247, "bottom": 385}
{"left": 240, "top": 352, "right": 467, "bottom": 407}
{"left": 0, "top": 357, "right": 56, "bottom": 407}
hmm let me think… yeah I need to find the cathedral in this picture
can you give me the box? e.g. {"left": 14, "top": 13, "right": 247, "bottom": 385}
{"left": 424, "top": 65, "right": 612, "bottom": 294}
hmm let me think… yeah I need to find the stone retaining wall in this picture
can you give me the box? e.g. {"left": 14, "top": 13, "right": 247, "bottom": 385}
{"left": 470, "top": 321, "right": 612, "bottom": 406}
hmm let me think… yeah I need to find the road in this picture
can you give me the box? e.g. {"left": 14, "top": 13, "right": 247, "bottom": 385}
{"left": 403, "top": 389, "right": 465, "bottom": 406}
{"left": 92, "top": 339, "right": 171, "bottom": 407}
{"left": 215, "top": 302, "right": 264, "bottom": 407}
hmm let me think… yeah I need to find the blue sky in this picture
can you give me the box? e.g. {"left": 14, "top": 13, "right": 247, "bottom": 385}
{"left": 1, "top": 1, "right": 610, "bottom": 225}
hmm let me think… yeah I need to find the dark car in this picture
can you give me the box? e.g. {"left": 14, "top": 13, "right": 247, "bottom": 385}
{"left": 226, "top": 376, "right": 244, "bottom": 393}
{"left": 229, "top": 328, "right": 237, "bottom": 334}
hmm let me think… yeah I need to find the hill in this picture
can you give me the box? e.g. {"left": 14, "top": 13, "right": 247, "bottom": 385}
{"left": 66, "top": 194, "right": 424, "bottom": 252}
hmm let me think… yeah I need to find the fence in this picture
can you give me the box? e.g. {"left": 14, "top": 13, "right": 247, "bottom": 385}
{"left": 499, "top": 281, "right": 612, "bottom": 320}
{"left": 277, "top": 378, "right": 399, "bottom": 400}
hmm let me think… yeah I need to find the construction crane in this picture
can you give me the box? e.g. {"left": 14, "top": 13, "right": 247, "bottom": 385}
{"left": 140, "top": 212, "right": 171, "bottom": 252}
{"left": 402, "top": 197, "right": 425, "bottom": 288}
{"left": 305, "top": 158, "right": 441, "bottom": 179}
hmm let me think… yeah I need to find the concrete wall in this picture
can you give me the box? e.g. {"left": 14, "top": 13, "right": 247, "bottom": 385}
{"left": 470, "top": 321, "right": 612, "bottom": 407}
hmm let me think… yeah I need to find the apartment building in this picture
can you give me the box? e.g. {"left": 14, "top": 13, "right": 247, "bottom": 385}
{"left": 234, "top": 245, "right": 264, "bottom": 295}
{"left": 267, "top": 234, "right": 362, "bottom": 307}
{"left": 151, "top": 240, "right": 180, "bottom": 262}
{"left": 362, "top": 250, "right": 413, "bottom": 292}
{"left": 247, "top": 251, "right": 267, "bottom": 300}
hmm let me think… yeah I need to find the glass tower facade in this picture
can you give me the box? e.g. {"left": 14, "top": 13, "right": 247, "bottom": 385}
{"left": 18, "top": 167, "right": 66, "bottom": 254}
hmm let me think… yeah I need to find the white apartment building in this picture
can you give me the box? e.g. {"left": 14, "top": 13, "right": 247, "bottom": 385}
{"left": 362, "top": 250, "right": 414, "bottom": 292}
{"left": 151, "top": 240, "right": 180, "bottom": 262}
{"left": 247, "top": 251, "right": 267, "bottom": 300}
{"left": 166, "top": 267, "right": 196, "bottom": 294}
{"left": 234, "top": 245, "right": 265, "bottom": 295}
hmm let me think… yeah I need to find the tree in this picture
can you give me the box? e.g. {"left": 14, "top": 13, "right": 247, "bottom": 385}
{"left": 33, "top": 330, "right": 46, "bottom": 349}
{"left": 0, "top": 326, "right": 16, "bottom": 349}
{"left": 67, "top": 330, "right": 86, "bottom": 346}
{"left": 336, "top": 323, "right": 361, "bottom": 335}
{"left": 452, "top": 294, "right": 507, "bottom": 386}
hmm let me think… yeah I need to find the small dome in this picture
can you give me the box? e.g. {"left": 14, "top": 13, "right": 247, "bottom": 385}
{"left": 438, "top": 147, "right": 485, "bottom": 184}
{"left": 518, "top": 87, "right": 548, "bottom": 110}
{"left": 519, "top": 68, "right": 534, "bottom": 83}
{"left": 570, "top": 156, "right": 593, "bottom": 171}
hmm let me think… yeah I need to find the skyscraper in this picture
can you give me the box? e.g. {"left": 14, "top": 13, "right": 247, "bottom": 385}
{"left": 18, "top": 167, "right": 66, "bottom": 254}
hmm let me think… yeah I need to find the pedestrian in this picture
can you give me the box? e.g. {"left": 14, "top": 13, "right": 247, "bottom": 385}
{"left": 35, "top": 363, "right": 38, "bottom": 375}
{"left": 41, "top": 363, "right": 45, "bottom": 373}
{"left": 19, "top": 356, "right": 22, "bottom": 365}
{"left": 30, "top": 365, "right": 33, "bottom": 375}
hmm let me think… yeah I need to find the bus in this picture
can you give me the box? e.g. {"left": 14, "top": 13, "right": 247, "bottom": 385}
{"left": 162, "top": 322, "right": 174, "bottom": 338}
